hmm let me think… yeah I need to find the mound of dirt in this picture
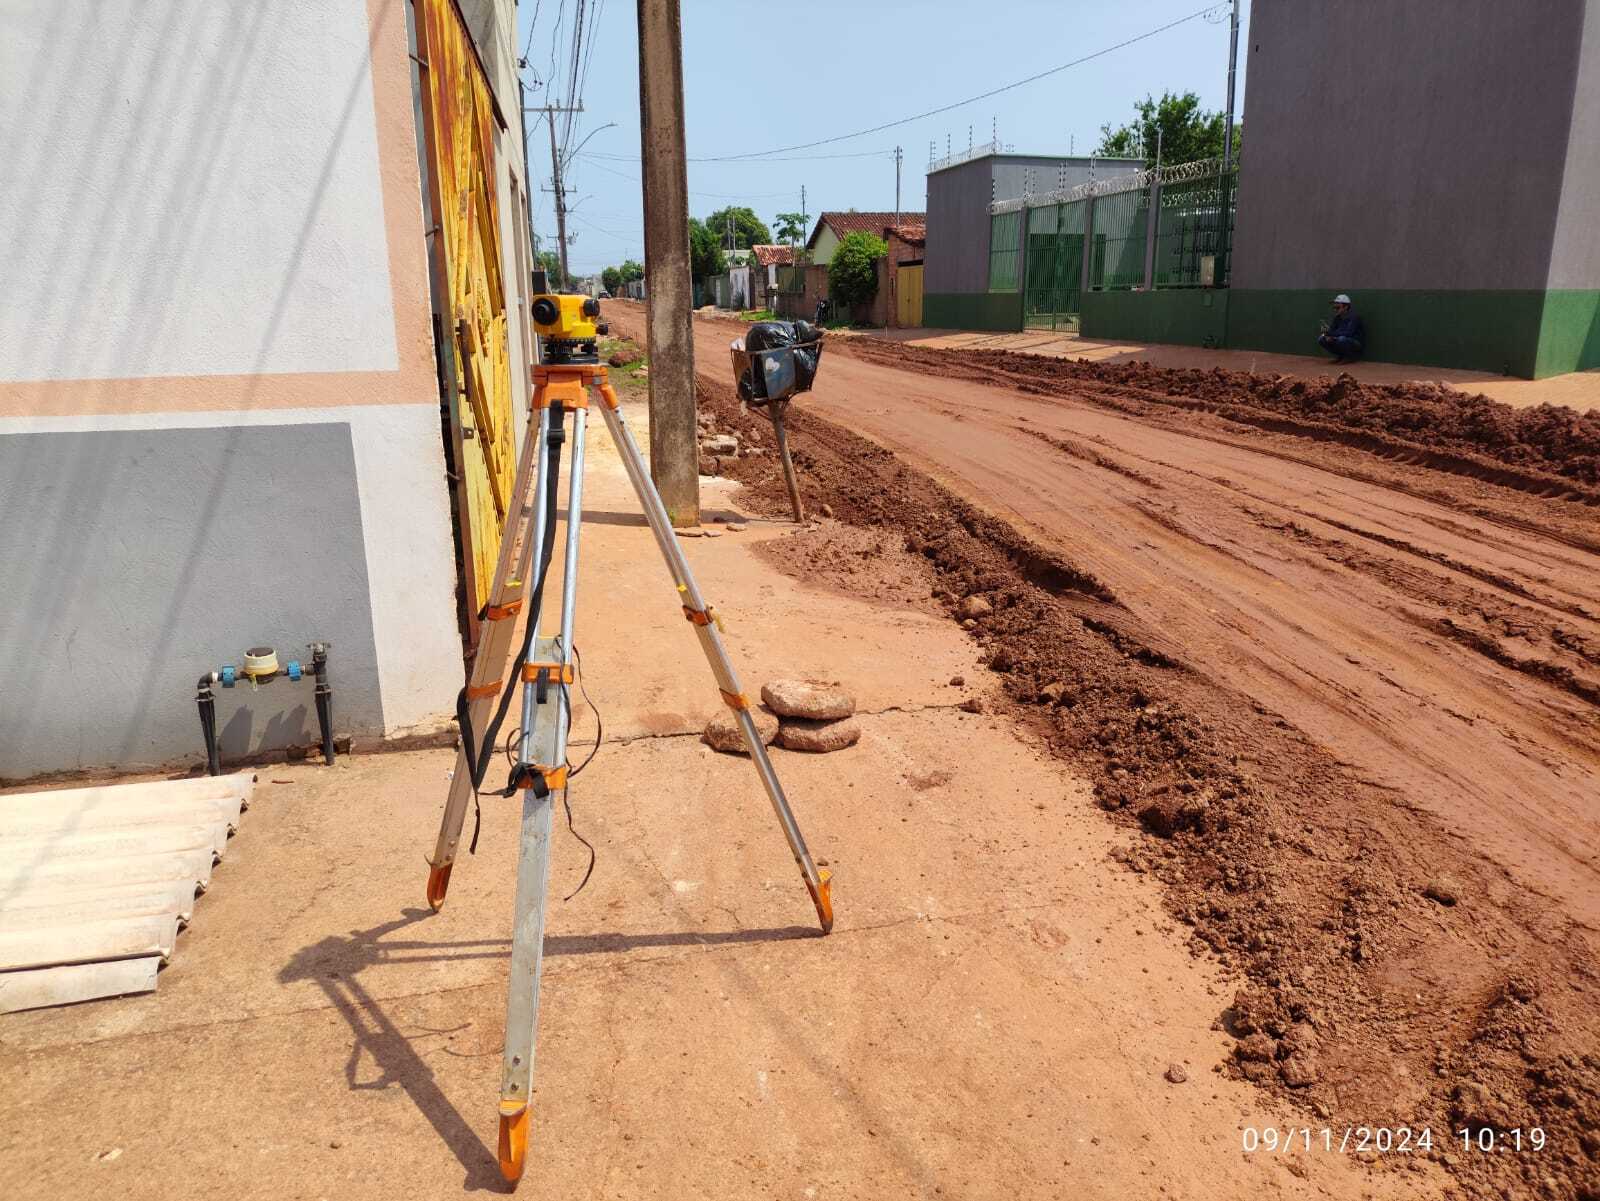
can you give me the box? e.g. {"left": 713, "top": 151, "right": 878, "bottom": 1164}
{"left": 693, "top": 373, "right": 1600, "bottom": 1201}
{"left": 837, "top": 340, "right": 1600, "bottom": 492}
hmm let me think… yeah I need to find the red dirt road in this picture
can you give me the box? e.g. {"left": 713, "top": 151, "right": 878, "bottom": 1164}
{"left": 609, "top": 303, "right": 1600, "bottom": 1199}
{"left": 664, "top": 309, "right": 1600, "bottom": 928}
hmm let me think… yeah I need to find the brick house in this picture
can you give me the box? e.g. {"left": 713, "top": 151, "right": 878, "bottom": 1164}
{"left": 877, "top": 222, "right": 926, "bottom": 326}
{"left": 804, "top": 211, "right": 925, "bottom": 266}
{"left": 749, "top": 244, "right": 795, "bottom": 311}
{"left": 797, "top": 212, "right": 927, "bottom": 324}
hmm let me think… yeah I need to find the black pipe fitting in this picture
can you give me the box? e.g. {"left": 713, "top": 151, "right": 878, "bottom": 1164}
{"left": 310, "top": 642, "right": 335, "bottom": 766}
{"left": 196, "top": 674, "right": 221, "bottom": 777}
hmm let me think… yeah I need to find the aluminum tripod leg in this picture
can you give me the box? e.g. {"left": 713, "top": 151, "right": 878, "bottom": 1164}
{"left": 425, "top": 406, "right": 553, "bottom": 909}
{"left": 498, "top": 405, "right": 588, "bottom": 1184}
{"left": 594, "top": 382, "right": 834, "bottom": 934}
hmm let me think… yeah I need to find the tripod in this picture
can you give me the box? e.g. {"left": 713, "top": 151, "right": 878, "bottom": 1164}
{"left": 421, "top": 361, "right": 833, "bottom": 1184}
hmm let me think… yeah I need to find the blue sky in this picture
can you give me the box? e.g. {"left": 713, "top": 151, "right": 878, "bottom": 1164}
{"left": 519, "top": 0, "right": 1251, "bottom": 274}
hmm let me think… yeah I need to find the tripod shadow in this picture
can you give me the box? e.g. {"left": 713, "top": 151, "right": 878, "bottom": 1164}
{"left": 280, "top": 908, "right": 816, "bottom": 1191}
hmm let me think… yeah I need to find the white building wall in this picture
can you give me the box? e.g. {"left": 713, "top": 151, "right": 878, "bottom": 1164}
{"left": 0, "top": 0, "right": 462, "bottom": 778}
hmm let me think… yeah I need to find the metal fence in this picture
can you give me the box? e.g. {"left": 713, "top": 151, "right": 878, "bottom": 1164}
{"left": 993, "top": 157, "right": 1239, "bottom": 331}
{"left": 1152, "top": 169, "right": 1236, "bottom": 288}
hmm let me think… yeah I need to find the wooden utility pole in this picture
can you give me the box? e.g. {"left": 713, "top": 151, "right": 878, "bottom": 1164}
{"left": 636, "top": 0, "right": 698, "bottom": 525}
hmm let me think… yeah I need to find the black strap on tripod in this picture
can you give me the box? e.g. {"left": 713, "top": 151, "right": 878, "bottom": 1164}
{"left": 455, "top": 404, "right": 568, "bottom": 851}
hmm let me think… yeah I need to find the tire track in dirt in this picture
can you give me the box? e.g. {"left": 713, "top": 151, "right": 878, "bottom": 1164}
{"left": 612, "top": 305, "right": 1600, "bottom": 1200}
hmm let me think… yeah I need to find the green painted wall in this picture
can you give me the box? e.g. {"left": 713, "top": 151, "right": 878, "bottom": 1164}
{"left": 1227, "top": 289, "right": 1554, "bottom": 376}
{"left": 1534, "top": 291, "right": 1600, "bottom": 378}
{"left": 932, "top": 285, "right": 1598, "bottom": 377}
{"left": 924, "top": 291, "right": 1023, "bottom": 332}
{"left": 1080, "top": 289, "right": 1229, "bottom": 347}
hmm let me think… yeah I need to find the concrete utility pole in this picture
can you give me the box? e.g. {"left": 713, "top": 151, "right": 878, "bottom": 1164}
{"left": 529, "top": 103, "right": 583, "bottom": 289}
{"left": 890, "top": 145, "right": 902, "bottom": 331}
{"left": 547, "top": 115, "right": 570, "bottom": 287}
{"left": 636, "top": 0, "right": 698, "bottom": 526}
{"left": 1222, "top": 0, "right": 1240, "bottom": 171}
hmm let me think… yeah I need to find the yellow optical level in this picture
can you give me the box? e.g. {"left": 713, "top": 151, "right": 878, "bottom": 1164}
{"left": 531, "top": 293, "right": 602, "bottom": 342}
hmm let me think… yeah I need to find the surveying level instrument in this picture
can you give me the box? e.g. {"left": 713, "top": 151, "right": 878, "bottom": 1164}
{"left": 422, "top": 297, "right": 833, "bottom": 1184}
{"left": 530, "top": 292, "right": 605, "bottom": 365}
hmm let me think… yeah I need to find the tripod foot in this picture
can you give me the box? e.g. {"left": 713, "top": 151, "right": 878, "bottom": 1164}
{"left": 498, "top": 1100, "right": 529, "bottom": 1184}
{"left": 806, "top": 868, "right": 834, "bottom": 934}
{"left": 425, "top": 863, "right": 453, "bottom": 911}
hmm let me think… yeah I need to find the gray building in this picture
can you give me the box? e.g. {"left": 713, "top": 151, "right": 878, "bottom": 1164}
{"left": 924, "top": 146, "right": 1141, "bottom": 330}
{"left": 925, "top": 2, "right": 1600, "bottom": 377}
{"left": 1224, "top": 0, "right": 1600, "bottom": 376}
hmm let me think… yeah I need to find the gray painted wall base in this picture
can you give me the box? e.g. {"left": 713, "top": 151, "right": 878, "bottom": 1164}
{"left": 0, "top": 423, "right": 383, "bottom": 779}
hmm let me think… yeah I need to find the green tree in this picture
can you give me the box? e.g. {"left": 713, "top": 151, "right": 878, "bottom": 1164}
{"left": 536, "top": 249, "right": 566, "bottom": 291}
{"left": 773, "top": 211, "right": 807, "bottom": 245}
{"left": 688, "top": 218, "right": 726, "bottom": 281}
{"left": 601, "top": 266, "right": 621, "bottom": 294}
{"left": 1096, "top": 91, "right": 1242, "bottom": 165}
{"left": 827, "top": 231, "right": 886, "bottom": 311}
{"left": 704, "top": 206, "right": 771, "bottom": 250}
{"left": 618, "top": 259, "right": 644, "bottom": 284}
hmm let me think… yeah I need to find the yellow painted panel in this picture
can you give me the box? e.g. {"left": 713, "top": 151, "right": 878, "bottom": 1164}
{"left": 417, "top": 0, "right": 513, "bottom": 615}
{"left": 897, "top": 264, "right": 924, "bottom": 328}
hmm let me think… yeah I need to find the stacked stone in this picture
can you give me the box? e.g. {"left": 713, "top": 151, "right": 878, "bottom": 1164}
{"left": 762, "top": 680, "right": 859, "bottom": 752}
{"left": 701, "top": 679, "right": 860, "bottom": 755}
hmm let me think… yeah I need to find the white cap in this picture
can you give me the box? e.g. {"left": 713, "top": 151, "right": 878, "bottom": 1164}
{"left": 1332, "top": 293, "right": 1352, "bottom": 304}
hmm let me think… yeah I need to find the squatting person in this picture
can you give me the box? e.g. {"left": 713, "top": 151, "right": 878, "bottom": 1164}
{"left": 1318, "top": 293, "right": 1366, "bottom": 363}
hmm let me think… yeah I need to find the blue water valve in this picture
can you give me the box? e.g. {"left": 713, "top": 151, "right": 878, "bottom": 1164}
{"left": 220, "top": 665, "right": 237, "bottom": 688}
{"left": 286, "top": 660, "right": 303, "bottom": 681}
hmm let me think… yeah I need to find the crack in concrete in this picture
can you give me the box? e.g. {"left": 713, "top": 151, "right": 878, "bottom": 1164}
{"left": 567, "top": 700, "right": 977, "bottom": 749}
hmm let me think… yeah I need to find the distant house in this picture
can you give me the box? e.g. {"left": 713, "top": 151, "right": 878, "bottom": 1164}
{"left": 749, "top": 244, "right": 794, "bottom": 309}
{"left": 881, "top": 222, "right": 926, "bottom": 327}
{"left": 805, "top": 211, "right": 926, "bottom": 266}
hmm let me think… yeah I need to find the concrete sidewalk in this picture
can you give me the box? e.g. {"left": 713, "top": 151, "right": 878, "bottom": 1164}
{"left": 857, "top": 326, "right": 1600, "bottom": 412}
{"left": 0, "top": 395, "right": 1435, "bottom": 1200}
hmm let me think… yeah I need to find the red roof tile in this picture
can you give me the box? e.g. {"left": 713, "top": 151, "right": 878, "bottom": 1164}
{"left": 807, "top": 211, "right": 926, "bottom": 248}
{"left": 750, "top": 244, "right": 795, "bottom": 267}
{"left": 886, "top": 222, "right": 926, "bottom": 246}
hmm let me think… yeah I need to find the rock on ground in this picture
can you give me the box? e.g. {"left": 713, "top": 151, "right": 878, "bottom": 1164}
{"left": 760, "top": 679, "right": 856, "bottom": 721}
{"left": 957, "top": 595, "right": 993, "bottom": 620}
{"left": 776, "top": 717, "right": 861, "bottom": 753}
{"left": 703, "top": 706, "right": 780, "bottom": 753}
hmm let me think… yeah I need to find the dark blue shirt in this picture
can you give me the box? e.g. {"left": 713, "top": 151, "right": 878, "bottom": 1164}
{"left": 1329, "top": 310, "right": 1365, "bottom": 345}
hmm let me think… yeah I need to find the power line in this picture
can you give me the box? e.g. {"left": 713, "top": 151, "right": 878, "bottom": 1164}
{"left": 583, "top": 147, "right": 897, "bottom": 165}
{"left": 519, "top": 0, "right": 544, "bottom": 66}
{"left": 573, "top": 153, "right": 798, "bottom": 201}
{"left": 693, "top": 4, "right": 1224, "bottom": 162}
{"left": 559, "top": 0, "right": 582, "bottom": 153}
{"left": 575, "top": 0, "right": 605, "bottom": 115}
{"left": 545, "top": 0, "right": 566, "bottom": 102}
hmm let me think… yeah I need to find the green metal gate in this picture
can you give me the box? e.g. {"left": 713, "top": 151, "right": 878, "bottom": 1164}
{"left": 1022, "top": 199, "right": 1087, "bottom": 331}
